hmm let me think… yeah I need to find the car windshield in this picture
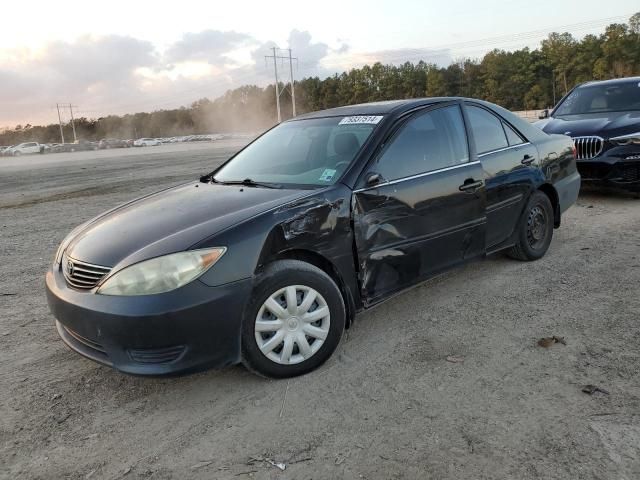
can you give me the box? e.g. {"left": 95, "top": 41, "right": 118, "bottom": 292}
{"left": 213, "top": 116, "right": 380, "bottom": 187}
{"left": 554, "top": 81, "right": 640, "bottom": 116}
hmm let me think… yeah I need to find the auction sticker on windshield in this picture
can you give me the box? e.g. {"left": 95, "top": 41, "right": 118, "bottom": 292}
{"left": 319, "top": 168, "right": 337, "bottom": 182}
{"left": 338, "top": 115, "right": 383, "bottom": 125}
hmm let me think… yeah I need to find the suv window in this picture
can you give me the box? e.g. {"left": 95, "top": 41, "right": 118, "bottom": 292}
{"left": 554, "top": 81, "right": 640, "bottom": 115}
{"left": 375, "top": 105, "right": 469, "bottom": 181}
{"left": 503, "top": 122, "right": 524, "bottom": 146}
{"left": 466, "top": 105, "right": 508, "bottom": 154}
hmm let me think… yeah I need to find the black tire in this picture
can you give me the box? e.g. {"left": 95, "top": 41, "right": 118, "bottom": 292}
{"left": 241, "top": 259, "right": 345, "bottom": 378}
{"left": 507, "top": 190, "right": 554, "bottom": 261}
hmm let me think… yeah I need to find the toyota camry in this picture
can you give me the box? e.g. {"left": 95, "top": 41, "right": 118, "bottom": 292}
{"left": 46, "top": 98, "right": 580, "bottom": 378}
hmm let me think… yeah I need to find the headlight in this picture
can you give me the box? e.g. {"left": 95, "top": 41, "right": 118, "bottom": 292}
{"left": 610, "top": 132, "right": 640, "bottom": 146}
{"left": 97, "top": 248, "right": 226, "bottom": 296}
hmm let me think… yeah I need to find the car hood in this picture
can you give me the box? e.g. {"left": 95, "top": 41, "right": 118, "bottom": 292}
{"left": 65, "top": 182, "right": 311, "bottom": 268}
{"left": 537, "top": 111, "right": 640, "bottom": 138}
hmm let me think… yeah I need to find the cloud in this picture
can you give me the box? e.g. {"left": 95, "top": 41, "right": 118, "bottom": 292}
{"left": 288, "top": 30, "right": 329, "bottom": 66}
{"left": 0, "top": 30, "right": 453, "bottom": 127}
{"left": 164, "top": 30, "right": 251, "bottom": 65}
{"left": 322, "top": 47, "right": 453, "bottom": 72}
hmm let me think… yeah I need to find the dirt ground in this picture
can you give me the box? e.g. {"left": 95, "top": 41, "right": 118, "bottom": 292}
{"left": 1, "top": 143, "right": 639, "bottom": 480}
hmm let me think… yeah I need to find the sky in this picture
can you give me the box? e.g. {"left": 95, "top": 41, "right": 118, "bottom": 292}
{"left": 0, "top": 0, "right": 637, "bottom": 127}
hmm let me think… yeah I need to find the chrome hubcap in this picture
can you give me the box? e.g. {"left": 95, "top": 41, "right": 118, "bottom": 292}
{"left": 254, "top": 285, "right": 330, "bottom": 365}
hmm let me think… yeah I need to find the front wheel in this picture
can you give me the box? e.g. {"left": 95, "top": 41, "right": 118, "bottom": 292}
{"left": 241, "top": 260, "right": 345, "bottom": 378}
{"left": 507, "top": 190, "right": 554, "bottom": 261}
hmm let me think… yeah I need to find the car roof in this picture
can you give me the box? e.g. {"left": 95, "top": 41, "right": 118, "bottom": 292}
{"left": 288, "top": 97, "right": 548, "bottom": 143}
{"left": 291, "top": 97, "right": 462, "bottom": 120}
{"left": 580, "top": 76, "right": 640, "bottom": 87}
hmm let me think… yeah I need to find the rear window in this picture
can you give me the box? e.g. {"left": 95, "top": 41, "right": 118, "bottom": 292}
{"left": 503, "top": 123, "right": 524, "bottom": 146}
{"left": 466, "top": 106, "right": 508, "bottom": 154}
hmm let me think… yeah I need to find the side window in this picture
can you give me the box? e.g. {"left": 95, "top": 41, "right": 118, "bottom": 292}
{"left": 503, "top": 122, "right": 524, "bottom": 146}
{"left": 466, "top": 105, "right": 508, "bottom": 154}
{"left": 375, "top": 105, "right": 469, "bottom": 181}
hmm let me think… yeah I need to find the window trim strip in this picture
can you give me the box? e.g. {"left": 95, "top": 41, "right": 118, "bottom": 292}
{"left": 477, "top": 142, "right": 531, "bottom": 158}
{"left": 353, "top": 160, "right": 481, "bottom": 193}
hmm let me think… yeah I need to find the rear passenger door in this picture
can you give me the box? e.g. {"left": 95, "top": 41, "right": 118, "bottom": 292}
{"left": 464, "top": 103, "right": 538, "bottom": 250}
{"left": 353, "top": 103, "right": 486, "bottom": 303}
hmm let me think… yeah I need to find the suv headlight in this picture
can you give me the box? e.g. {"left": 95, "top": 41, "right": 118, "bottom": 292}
{"left": 610, "top": 132, "right": 640, "bottom": 146}
{"left": 97, "top": 248, "right": 226, "bottom": 296}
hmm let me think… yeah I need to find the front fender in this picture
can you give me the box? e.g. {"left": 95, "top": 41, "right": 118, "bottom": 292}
{"left": 194, "top": 186, "right": 359, "bottom": 304}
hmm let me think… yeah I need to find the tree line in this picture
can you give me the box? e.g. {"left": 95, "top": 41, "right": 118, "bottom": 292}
{"left": 2, "top": 13, "right": 638, "bottom": 146}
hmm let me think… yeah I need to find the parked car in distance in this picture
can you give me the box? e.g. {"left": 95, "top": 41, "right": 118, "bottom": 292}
{"left": 6, "top": 142, "right": 44, "bottom": 156}
{"left": 536, "top": 76, "right": 640, "bottom": 192}
{"left": 133, "top": 138, "right": 162, "bottom": 147}
{"left": 51, "top": 140, "right": 99, "bottom": 153}
{"left": 98, "top": 138, "right": 129, "bottom": 149}
{"left": 46, "top": 97, "right": 580, "bottom": 378}
{"left": 73, "top": 140, "right": 99, "bottom": 151}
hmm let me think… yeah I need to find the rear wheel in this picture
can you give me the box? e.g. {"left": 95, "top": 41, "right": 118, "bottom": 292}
{"left": 507, "top": 190, "right": 554, "bottom": 261}
{"left": 241, "top": 260, "right": 345, "bottom": 378}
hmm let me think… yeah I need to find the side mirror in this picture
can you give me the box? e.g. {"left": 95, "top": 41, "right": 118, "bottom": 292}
{"left": 366, "top": 172, "right": 382, "bottom": 186}
{"left": 538, "top": 109, "right": 549, "bottom": 120}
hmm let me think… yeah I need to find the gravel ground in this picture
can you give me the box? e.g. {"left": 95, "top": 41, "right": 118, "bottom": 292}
{"left": 1, "top": 143, "right": 639, "bottom": 480}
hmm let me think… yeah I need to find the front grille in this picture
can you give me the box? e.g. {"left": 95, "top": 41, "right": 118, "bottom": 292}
{"left": 63, "top": 326, "right": 106, "bottom": 354}
{"left": 62, "top": 254, "right": 111, "bottom": 290}
{"left": 128, "top": 345, "right": 186, "bottom": 364}
{"left": 573, "top": 136, "right": 604, "bottom": 160}
{"left": 577, "top": 163, "right": 609, "bottom": 180}
{"left": 612, "top": 164, "right": 640, "bottom": 183}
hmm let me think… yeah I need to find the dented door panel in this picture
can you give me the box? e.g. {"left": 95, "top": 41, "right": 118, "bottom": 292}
{"left": 353, "top": 162, "right": 486, "bottom": 304}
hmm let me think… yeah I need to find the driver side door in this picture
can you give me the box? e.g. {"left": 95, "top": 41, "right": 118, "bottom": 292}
{"left": 352, "top": 103, "right": 487, "bottom": 304}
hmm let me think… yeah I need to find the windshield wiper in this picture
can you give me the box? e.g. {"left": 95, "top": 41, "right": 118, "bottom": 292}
{"left": 216, "top": 178, "right": 281, "bottom": 189}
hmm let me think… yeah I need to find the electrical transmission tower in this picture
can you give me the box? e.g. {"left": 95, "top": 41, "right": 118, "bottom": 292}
{"left": 265, "top": 47, "right": 298, "bottom": 123}
{"left": 56, "top": 104, "right": 65, "bottom": 144}
{"left": 55, "top": 103, "right": 79, "bottom": 143}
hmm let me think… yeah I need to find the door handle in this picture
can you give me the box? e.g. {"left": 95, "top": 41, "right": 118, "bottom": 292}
{"left": 521, "top": 154, "right": 535, "bottom": 165}
{"left": 459, "top": 179, "right": 484, "bottom": 192}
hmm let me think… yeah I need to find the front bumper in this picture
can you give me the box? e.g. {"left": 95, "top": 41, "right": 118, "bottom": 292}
{"left": 577, "top": 149, "right": 640, "bottom": 191}
{"left": 45, "top": 266, "right": 253, "bottom": 375}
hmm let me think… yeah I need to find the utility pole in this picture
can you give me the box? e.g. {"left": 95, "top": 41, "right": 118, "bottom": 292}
{"left": 69, "top": 103, "right": 77, "bottom": 143}
{"left": 265, "top": 47, "right": 298, "bottom": 122}
{"left": 56, "top": 103, "right": 65, "bottom": 144}
{"left": 270, "top": 47, "right": 282, "bottom": 123}
{"left": 288, "top": 49, "right": 297, "bottom": 117}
